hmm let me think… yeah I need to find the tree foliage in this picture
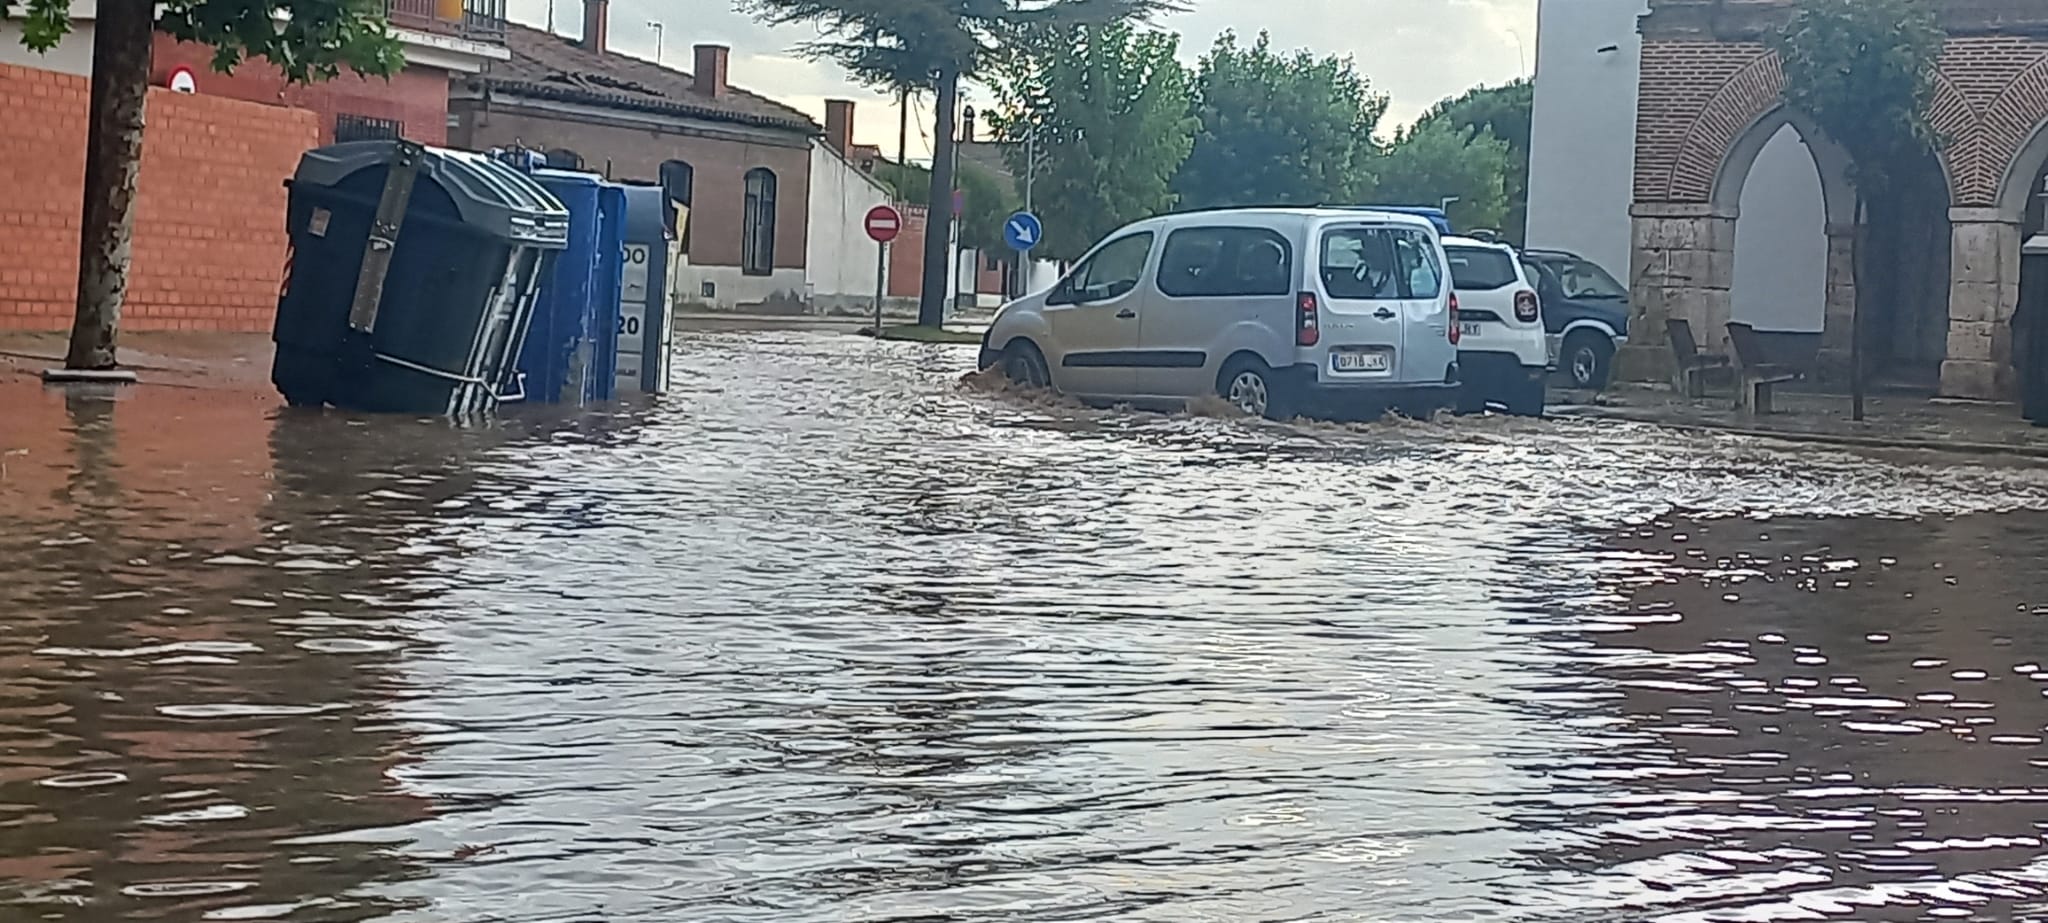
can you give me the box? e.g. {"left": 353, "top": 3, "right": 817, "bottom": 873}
{"left": 10, "top": 0, "right": 403, "bottom": 82}
{"left": 1413, "top": 79, "right": 1531, "bottom": 239}
{"left": 1172, "top": 30, "right": 1385, "bottom": 209}
{"left": 989, "top": 22, "right": 1195, "bottom": 261}
{"left": 1772, "top": 0, "right": 1945, "bottom": 198}
{"left": 1373, "top": 119, "right": 1512, "bottom": 231}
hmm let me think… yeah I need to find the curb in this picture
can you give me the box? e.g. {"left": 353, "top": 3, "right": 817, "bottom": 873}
{"left": 1555, "top": 406, "right": 2048, "bottom": 460}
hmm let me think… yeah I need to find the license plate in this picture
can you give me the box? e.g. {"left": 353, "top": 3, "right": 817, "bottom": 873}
{"left": 1332, "top": 350, "right": 1391, "bottom": 372}
{"left": 1460, "top": 322, "right": 1482, "bottom": 337}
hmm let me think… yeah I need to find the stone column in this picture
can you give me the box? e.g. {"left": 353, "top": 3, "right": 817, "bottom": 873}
{"left": 1939, "top": 207, "right": 2024, "bottom": 400}
{"left": 1615, "top": 202, "right": 1737, "bottom": 384}
{"left": 1815, "top": 223, "right": 1858, "bottom": 386}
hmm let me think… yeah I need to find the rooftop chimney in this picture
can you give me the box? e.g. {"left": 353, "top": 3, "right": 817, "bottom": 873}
{"left": 694, "top": 44, "right": 729, "bottom": 98}
{"left": 824, "top": 99, "right": 854, "bottom": 155}
{"left": 581, "top": 0, "right": 607, "bottom": 53}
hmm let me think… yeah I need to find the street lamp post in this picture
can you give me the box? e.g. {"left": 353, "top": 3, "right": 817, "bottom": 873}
{"left": 646, "top": 20, "right": 664, "bottom": 64}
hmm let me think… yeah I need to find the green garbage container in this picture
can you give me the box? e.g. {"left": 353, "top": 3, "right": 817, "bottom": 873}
{"left": 271, "top": 140, "right": 569, "bottom": 416}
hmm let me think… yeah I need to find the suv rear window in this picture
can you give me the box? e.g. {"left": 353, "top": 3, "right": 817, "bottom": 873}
{"left": 1445, "top": 247, "right": 1519, "bottom": 290}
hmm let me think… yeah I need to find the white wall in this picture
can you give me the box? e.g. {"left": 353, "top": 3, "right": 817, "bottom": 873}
{"left": 1527, "top": 0, "right": 1827, "bottom": 332}
{"left": 805, "top": 141, "right": 893, "bottom": 311}
{"left": 1526, "top": 0, "right": 1646, "bottom": 277}
{"left": 0, "top": 19, "right": 94, "bottom": 76}
{"left": 672, "top": 264, "right": 808, "bottom": 312}
{"left": 1731, "top": 125, "right": 1827, "bottom": 332}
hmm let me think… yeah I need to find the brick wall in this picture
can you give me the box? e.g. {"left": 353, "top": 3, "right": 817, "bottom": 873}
{"left": 154, "top": 37, "right": 451, "bottom": 145}
{"left": 0, "top": 62, "right": 318, "bottom": 332}
{"left": 886, "top": 204, "right": 928, "bottom": 299}
{"left": 452, "top": 100, "right": 810, "bottom": 271}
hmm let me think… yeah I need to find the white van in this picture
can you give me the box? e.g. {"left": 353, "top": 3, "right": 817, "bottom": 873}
{"left": 977, "top": 208, "right": 1461, "bottom": 419}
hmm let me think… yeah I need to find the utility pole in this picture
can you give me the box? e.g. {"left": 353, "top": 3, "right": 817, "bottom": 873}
{"left": 896, "top": 86, "right": 909, "bottom": 167}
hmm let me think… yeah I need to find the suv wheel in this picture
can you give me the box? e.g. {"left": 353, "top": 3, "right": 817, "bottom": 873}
{"left": 1563, "top": 332, "right": 1614, "bottom": 390}
{"left": 1219, "top": 358, "right": 1294, "bottom": 421}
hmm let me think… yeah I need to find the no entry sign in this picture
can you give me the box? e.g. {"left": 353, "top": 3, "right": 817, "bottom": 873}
{"left": 865, "top": 205, "right": 902, "bottom": 243}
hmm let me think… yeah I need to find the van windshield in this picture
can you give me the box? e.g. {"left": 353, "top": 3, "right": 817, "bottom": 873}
{"left": 1321, "top": 227, "right": 1442, "bottom": 300}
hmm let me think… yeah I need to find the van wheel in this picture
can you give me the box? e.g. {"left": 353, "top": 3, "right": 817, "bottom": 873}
{"left": 1001, "top": 340, "right": 1051, "bottom": 389}
{"left": 1220, "top": 358, "right": 1294, "bottom": 420}
{"left": 1563, "top": 332, "right": 1613, "bottom": 390}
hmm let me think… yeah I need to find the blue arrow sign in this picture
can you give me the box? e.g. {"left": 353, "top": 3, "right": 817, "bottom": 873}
{"left": 1004, "top": 211, "right": 1043, "bottom": 252}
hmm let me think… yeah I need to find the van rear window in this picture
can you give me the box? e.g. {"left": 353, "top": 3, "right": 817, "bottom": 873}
{"left": 1321, "top": 227, "right": 1443, "bottom": 300}
{"left": 1445, "top": 247, "right": 1519, "bottom": 290}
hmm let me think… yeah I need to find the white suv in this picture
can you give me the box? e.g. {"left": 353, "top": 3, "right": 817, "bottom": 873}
{"left": 977, "top": 208, "right": 1461, "bottom": 419}
{"left": 1442, "top": 235, "right": 1547, "bottom": 416}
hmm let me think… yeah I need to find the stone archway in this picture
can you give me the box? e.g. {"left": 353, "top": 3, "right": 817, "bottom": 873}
{"left": 1938, "top": 50, "right": 2048, "bottom": 399}
{"left": 1710, "top": 103, "right": 1857, "bottom": 380}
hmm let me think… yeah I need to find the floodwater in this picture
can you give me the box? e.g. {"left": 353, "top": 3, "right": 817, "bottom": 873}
{"left": 8, "top": 331, "right": 2048, "bottom": 921}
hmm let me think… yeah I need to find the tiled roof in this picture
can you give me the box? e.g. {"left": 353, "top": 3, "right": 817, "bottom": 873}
{"left": 477, "top": 24, "right": 820, "bottom": 134}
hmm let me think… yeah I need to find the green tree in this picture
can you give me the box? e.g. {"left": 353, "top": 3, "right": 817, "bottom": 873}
{"left": 1773, "top": 0, "right": 1945, "bottom": 418}
{"left": 1372, "top": 120, "right": 1512, "bottom": 231}
{"left": 8, "top": 0, "right": 401, "bottom": 371}
{"left": 989, "top": 22, "right": 1194, "bottom": 262}
{"left": 1172, "top": 30, "right": 1385, "bottom": 210}
{"left": 1413, "top": 79, "right": 1531, "bottom": 241}
{"left": 873, "top": 159, "right": 1018, "bottom": 253}
{"left": 739, "top": 0, "right": 1176, "bottom": 327}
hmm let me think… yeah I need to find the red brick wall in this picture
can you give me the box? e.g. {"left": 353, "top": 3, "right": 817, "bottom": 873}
{"left": 0, "top": 62, "right": 318, "bottom": 332}
{"left": 153, "top": 37, "right": 451, "bottom": 145}
{"left": 452, "top": 99, "right": 810, "bottom": 270}
{"left": 886, "top": 204, "right": 928, "bottom": 298}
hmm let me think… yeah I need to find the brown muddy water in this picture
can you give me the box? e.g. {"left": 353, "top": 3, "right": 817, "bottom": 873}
{"left": 7, "top": 330, "right": 2048, "bottom": 922}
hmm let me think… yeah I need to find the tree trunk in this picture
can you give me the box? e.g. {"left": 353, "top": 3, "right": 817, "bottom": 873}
{"left": 918, "top": 67, "right": 959, "bottom": 328}
{"left": 897, "top": 85, "right": 910, "bottom": 169}
{"left": 64, "top": 0, "right": 153, "bottom": 371}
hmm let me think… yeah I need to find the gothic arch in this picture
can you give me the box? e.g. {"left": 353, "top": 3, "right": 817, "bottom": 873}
{"left": 1662, "top": 49, "right": 1969, "bottom": 210}
{"left": 1711, "top": 104, "right": 1856, "bottom": 227}
{"left": 1988, "top": 56, "right": 2048, "bottom": 218}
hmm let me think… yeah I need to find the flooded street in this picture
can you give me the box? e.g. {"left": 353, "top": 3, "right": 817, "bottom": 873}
{"left": 12, "top": 330, "right": 2048, "bottom": 921}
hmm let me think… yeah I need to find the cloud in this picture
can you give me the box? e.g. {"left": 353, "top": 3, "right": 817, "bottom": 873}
{"left": 503, "top": 0, "right": 1535, "bottom": 159}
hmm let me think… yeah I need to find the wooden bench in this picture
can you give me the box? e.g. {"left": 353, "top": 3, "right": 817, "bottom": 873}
{"left": 1726, "top": 321, "right": 1805, "bottom": 415}
{"left": 1665, "top": 318, "right": 1732, "bottom": 398}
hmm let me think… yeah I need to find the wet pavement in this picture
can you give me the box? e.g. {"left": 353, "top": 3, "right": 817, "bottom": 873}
{"left": 8, "top": 330, "right": 2048, "bottom": 921}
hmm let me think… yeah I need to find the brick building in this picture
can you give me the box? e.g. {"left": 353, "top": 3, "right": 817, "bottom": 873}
{"left": 1623, "top": 0, "right": 2048, "bottom": 400}
{"left": 448, "top": 3, "right": 821, "bottom": 311}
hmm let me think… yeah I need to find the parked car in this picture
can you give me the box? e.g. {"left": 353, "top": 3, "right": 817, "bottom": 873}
{"left": 1518, "top": 248, "right": 1631, "bottom": 389}
{"left": 978, "top": 207, "right": 1462, "bottom": 420}
{"left": 1443, "top": 235, "right": 1547, "bottom": 416}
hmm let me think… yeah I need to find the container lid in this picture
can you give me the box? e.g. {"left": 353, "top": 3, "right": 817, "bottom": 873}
{"left": 619, "top": 184, "right": 672, "bottom": 243}
{"left": 294, "top": 140, "right": 571, "bottom": 248}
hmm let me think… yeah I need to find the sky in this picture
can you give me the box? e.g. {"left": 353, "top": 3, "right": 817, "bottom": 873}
{"left": 503, "top": 0, "right": 1536, "bottom": 161}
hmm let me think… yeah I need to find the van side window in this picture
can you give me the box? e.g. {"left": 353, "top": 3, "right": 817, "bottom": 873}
{"left": 1320, "top": 228, "right": 1402, "bottom": 299}
{"left": 1065, "top": 232, "right": 1154, "bottom": 302}
{"left": 1392, "top": 229, "right": 1443, "bottom": 299}
{"left": 1157, "top": 227, "right": 1293, "bottom": 298}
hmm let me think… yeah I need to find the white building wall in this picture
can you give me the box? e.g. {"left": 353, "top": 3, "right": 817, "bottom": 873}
{"left": 1527, "top": 0, "right": 1825, "bottom": 332}
{"left": 0, "top": 18, "right": 94, "bottom": 76}
{"left": 805, "top": 140, "right": 893, "bottom": 313}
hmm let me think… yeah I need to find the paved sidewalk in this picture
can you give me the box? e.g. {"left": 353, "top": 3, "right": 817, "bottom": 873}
{"left": 1, "top": 331, "right": 273, "bottom": 392}
{"left": 1554, "top": 383, "right": 2048, "bottom": 457}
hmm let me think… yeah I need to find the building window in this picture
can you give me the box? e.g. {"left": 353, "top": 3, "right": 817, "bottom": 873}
{"left": 334, "top": 113, "right": 402, "bottom": 143}
{"left": 742, "top": 167, "right": 776, "bottom": 276}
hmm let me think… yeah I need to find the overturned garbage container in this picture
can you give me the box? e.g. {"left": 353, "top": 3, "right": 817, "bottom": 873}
{"left": 513, "top": 169, "right": 626, "bottom": 405}
{"left": 271, "top": 140, "right": 570, "bottom": 416}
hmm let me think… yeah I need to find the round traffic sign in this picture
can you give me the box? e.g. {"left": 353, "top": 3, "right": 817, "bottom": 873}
{"left": 865, "top": 204, "right": 902, "bottom": 243}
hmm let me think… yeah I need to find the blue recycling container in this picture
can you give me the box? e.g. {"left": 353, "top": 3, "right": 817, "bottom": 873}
{"left": 616, "top": 184, "right": 676, "bottom": 395}
{"left": 514, "top": 169, "right": 626, "bottom": 404}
